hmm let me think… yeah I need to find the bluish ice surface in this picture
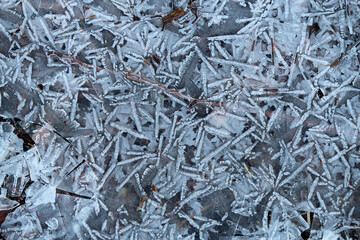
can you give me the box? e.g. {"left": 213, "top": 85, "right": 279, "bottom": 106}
{"left": 0, "top": 0, "right": 359, "bottom": 239}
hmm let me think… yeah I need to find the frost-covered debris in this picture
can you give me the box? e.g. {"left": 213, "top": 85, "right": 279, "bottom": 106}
{"left": 0, "top": 0, "right": 360, "bottom": 239}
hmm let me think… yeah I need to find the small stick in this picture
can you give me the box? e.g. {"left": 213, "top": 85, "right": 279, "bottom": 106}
{"left": 56, "top": 188, "right": 91, "bottom": 199}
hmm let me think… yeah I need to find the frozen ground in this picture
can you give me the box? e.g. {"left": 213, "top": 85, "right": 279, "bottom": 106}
{"left": 0, "top": 0, "right": 360, "bottom": 239}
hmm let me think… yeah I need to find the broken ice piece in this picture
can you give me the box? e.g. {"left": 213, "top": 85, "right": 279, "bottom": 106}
{"left": 0, "top": 196, "right": 19, "bottom": 211}
{"left": 27, "top": 184, "right": 56, "bottom": 208}
{"left": 45, "top": 217, "right": 59, "bottom": 230}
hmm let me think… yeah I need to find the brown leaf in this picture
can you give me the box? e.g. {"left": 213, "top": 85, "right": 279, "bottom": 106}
{"left": 330, "top": 59, "right": 339, "bottom": 68}
{"left": 0, "top": 210, "right": 10, "bottom": 224}
{"left": 162, "top": 7, "right": 186, "bottom": 28}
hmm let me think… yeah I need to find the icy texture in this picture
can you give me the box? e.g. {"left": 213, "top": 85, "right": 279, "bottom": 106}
{"left": 0, "top": 0, "right": 360, "bottom": 239}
